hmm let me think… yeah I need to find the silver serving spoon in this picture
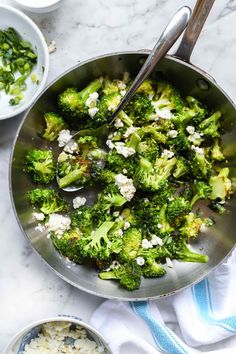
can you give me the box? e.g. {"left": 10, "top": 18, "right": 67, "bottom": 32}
{"left": 57, "top": 6, "right": 191, "bottom": 192}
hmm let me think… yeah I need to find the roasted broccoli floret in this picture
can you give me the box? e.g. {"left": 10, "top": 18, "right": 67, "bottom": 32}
{"left": 153, "top": 81, "right": 184, "bottom": 112}
{"left": 58, "top": 79, "right": 102, "bottom": 128}
{"left": 185, "top": 96, "right": 208, "bottom": 125}
{"left": 142, "top": 261, "right": 166, "bottom": 278}
{"left": 51, "top": 228, "right": 84, "bottom": 263}
{"left": 79, "top": 221, "right": 115, "bottom": 260}
{"left": 71, "top": 206, "right": 93, "bottom": 233}
{"left": 167, "top": 236, "right": 208, "bottom": 263}
{"left": 137, "top": 137, "right": 160, "bottom": 163}
{"left": 191, "top": 180, "right": 212, "bottom": 207}
{"left": 26, "top": 149, "right": 55, "bottom": 184}
{"left": 190, "top": 149, "right": 211, "bottom": 179}
{"left": 125, "top": 93, "right": 155, "bottom": 123}
{"left": 159, "top": 204, "right": 174, "bottom": 234}
{"left": 99, "top": 262, "right": 142, "bottom": 291}
{"left": 96, "top": 184, "right": 127, "bottom": 211}
{"left": 57, "top": 155, "right": 91, "bottom": 189}
{"left": 173, "top": 156, "right": 190, "bottom": 179}
{"left": 106, "top": 150, "right": 138, "bottom": 177}
{"left": 134, "top": 156, "right": 176, "bottom": 192}
{"left": 179, "top": 212, "right": 203, "bottom": 239}
{"left": 166, "top": 197, "right": 191, "bottom": 227}
{"left": 27, "top": 188, "right": 68, "bottom": 214}
{"left": 93, "top": 92, "right": 122, "bottom": 126}
{"left": 42, "top": 112, "right": 66, "bottom": 142}
{"left": 199, "top": 111, "right": 221, "bottom": 138}
{"left": 209, "top": 168, "right": 232, "bottom": 201}
{"left": 136, "top": 79, "right": 156, "bottom": 96}
{"left": 119, "top": 228, "right": 142, "bottom": 262}
{"left": 102, "top": 77, "right": 120, "bottom": 95}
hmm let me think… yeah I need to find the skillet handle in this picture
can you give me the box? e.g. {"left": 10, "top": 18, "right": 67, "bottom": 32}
{"left": 174, "top": 0, "right": 215, "bottom": 62}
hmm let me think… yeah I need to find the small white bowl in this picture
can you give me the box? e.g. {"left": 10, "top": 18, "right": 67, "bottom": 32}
{"left": 3, "top": 315, "right": 112, "bottom": 353}
{"left": 0, "top": 5, "right": 49, "bottom": 120}
{"left": 12, "top": 0, "right": 64, "bottom": 13}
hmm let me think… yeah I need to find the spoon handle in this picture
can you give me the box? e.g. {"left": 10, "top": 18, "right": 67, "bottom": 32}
{"left": 110, "top": 6, "right": 191, "bottom": 122}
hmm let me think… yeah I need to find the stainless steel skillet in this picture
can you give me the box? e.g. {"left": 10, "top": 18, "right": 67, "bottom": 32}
{"left": 10, "top": 0, "right": 236, "bottom": 301}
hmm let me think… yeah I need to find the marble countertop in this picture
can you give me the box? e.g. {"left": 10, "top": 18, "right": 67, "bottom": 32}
{"left": 0, "top": 0, "right": 236, "bottom": 350}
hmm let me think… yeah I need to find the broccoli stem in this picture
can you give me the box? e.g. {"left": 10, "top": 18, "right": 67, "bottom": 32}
{"left": 99, "top": 271, "right": 117, "bottom": 280}
{"left": 178, "top": 246, "right": 208, "bottom": 263}
{"left": 79, "top": 79, "right": 102, "bottom": 100}
{"left": 58, "top": 166, "right": 87, "bottom": 188}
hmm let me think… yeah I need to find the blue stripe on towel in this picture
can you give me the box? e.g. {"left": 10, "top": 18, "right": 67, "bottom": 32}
{"left": 130, "top": 301, "right": 189, "bottom": 354}
{"left": 192, "top": 278, "right": 236, "bottom": 333}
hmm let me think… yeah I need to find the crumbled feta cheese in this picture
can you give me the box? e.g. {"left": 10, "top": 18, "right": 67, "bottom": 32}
{"left": 200, "top": 224, "right": 208, "bottom": 233}
{"left": 115, "top": 143, "right": 135, "bottom": 158}
{"left": 135, "top": 257, "right": 145, "bottom": 266}
{"left": 120, "top": 90, "right": 126, "bottom": 97}
{"left": 106, "top": 139, "right": 115, "bottom": 150}
{"left": 64, "top": 140, "right": 78, "bottom": 154}
{"left": 122, "top": 168, "right": 128, "bottom": 174}
{"left": 115, "top": 229, "right": 123, "bottom": 237}
{"left": 123, "top": 126, "right": 137, "bottom": 139}
{"left": 33, "top": 212, "right": 45, "bottom": 221}
{"left": 115, "top": 173, "right": 136, "bottom": 201}
{"left": 167, "top": 130, "right": 178, "bottom": 138}
{"left": 57, "top": 129, "right": 72, "bottom": 147}
{"left": 161, "top": 149, "right": 174, "bottom": 159}
{"left": 35, "top": 223, "right": 45, "bottom": 232}
{"left": 151, "top": 234, "right": 163, "bottom": 246}
{"left": 142, "top": 239, "right": 153, "bottom": 249}
{"left": 166, "top": 257, "right": 174, "bottom": 268}
{"left": 188, "top": 132, "right": 203, "bottom": 145}
{"left": 123, "top": 222, "right": 130, "bottom": 230}
{"left": 45, "top": 214, "right": 71, "bottom": 236}
{"left": 114, "top": 118, "right": 124, "bottom": 128}
{"left": 73, "top": 196, "right": 87, "bottom": 209}
{"left": 157, "top": 223, "right": 162, "bottom": 229}
{"left": 113, "top": 211, "right": 120, "bottom": 217}
{"left": 48, "top": 40, "right": 56, "bottom": 54}
{"left": 85, "top": 92, "right": 99, "bottom": 108}
{"left": 186, "top": 126, "right": 195, "bottom": 135}
{"left": 88, "top": 107, "right": 99, "bottom": 118}
{"left": 151, "top": 103, "right": 172, "bottom": 119}
{"left": 191, "top": 145, "right": 204, "bottom": 155}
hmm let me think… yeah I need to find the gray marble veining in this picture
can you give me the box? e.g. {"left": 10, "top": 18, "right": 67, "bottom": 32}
{"left": 0, "top": 0, "right": 235, "bottom": 350}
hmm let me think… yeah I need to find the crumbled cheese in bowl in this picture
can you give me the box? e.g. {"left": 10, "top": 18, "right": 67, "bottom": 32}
{"left": 115, "top": 174, "right": 136, "bottom": 201}
{"left": 45, "top": 214, "right": 71, "bottom": 236}
{"left": 73, "top": 196, "right": 87, "bottom": 209}
{"left": 22, "top": 321, "right": 105, "bottom": 354}
{"left": 57, "top": 129, "right": 72, "bottom": 147}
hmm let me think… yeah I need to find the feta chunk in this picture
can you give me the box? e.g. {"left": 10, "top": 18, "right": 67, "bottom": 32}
{"left": 167, "top": 130, "right": 178, "bottom": 138}
{"left": 151, "top": 102, "right": 172, "bottom": 119}
{"left": 115, "top": 173, "right": 136, "bottom": 201}
{"left": 188, "top": 132, "right": 203, "bottom": 146}
{"left": 151, "top": 234, "right": 163, "bottom": 246}
{"left": 45, "top": 214, "right": 71, "bottom": 237}
{"left": 64, "top": 140, "right": 78, "bottom": 154}
{"left": 161, "top": 149, "right": 174, "bottom": 159}
{"left": 114, "top": 118, "right": 124, "bottom": 128}
{"left": 123, "top": 126, "right": 137, "bottom": 139}
{"left": 191, "top": 145, "right": 204, "bottom": 155}
{"left": 88, "top": 107, "right": 99, "bottom": 118}
{"left": 186, "top": 126, "right": 195, "bottom": 135}
{"left": 113, "top": 211, "right": 120, "bottom": 217}
{"left": 106, "top": 139, "right": 115, "bottom": 150}
{"left": 33, "top": 212, "right": 45, "bottom": 221}
{"left": 117, "top": 80, "right": 126, "bottom": 90}
{"left": 120, "top": 90, "right": 126, "bottom": 97}
{"left": 73, "top": 196, "right": 87, "bottom": 209}
{"left": 57, "top": 129, "right": 72, "bottom": 147}
{"left": 85, "top": 92, "right": 99, "bottom": 108}
{"left": 48, "top": 40, "right": 56, "bottom": 54}
{"left": 115, "top": 143, "right": 135, "bottom": 158}
{"left": 123, "top": 222, "right": 130, "bottom": 230}
{"left": 135, "top": 257, "right": 145, "bottom": 266}
{"left": 142, "top": 239, "right": 153, "bottom": 249}
{"left": 115, "top": 229, "right": 123, "bottom": 237}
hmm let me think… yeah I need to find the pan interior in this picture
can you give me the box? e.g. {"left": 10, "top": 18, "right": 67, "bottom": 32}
{"left": 11, "top": 53, "right": 236, "bottom": 300}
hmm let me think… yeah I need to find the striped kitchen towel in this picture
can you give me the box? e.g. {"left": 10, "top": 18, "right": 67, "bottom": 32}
{"left": 90, "top": 249, "right": 236, "bottom": 354}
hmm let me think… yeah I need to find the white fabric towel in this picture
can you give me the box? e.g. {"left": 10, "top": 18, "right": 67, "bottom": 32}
{"left": 90, "top": 249, "right": 236, "bottom": 354}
